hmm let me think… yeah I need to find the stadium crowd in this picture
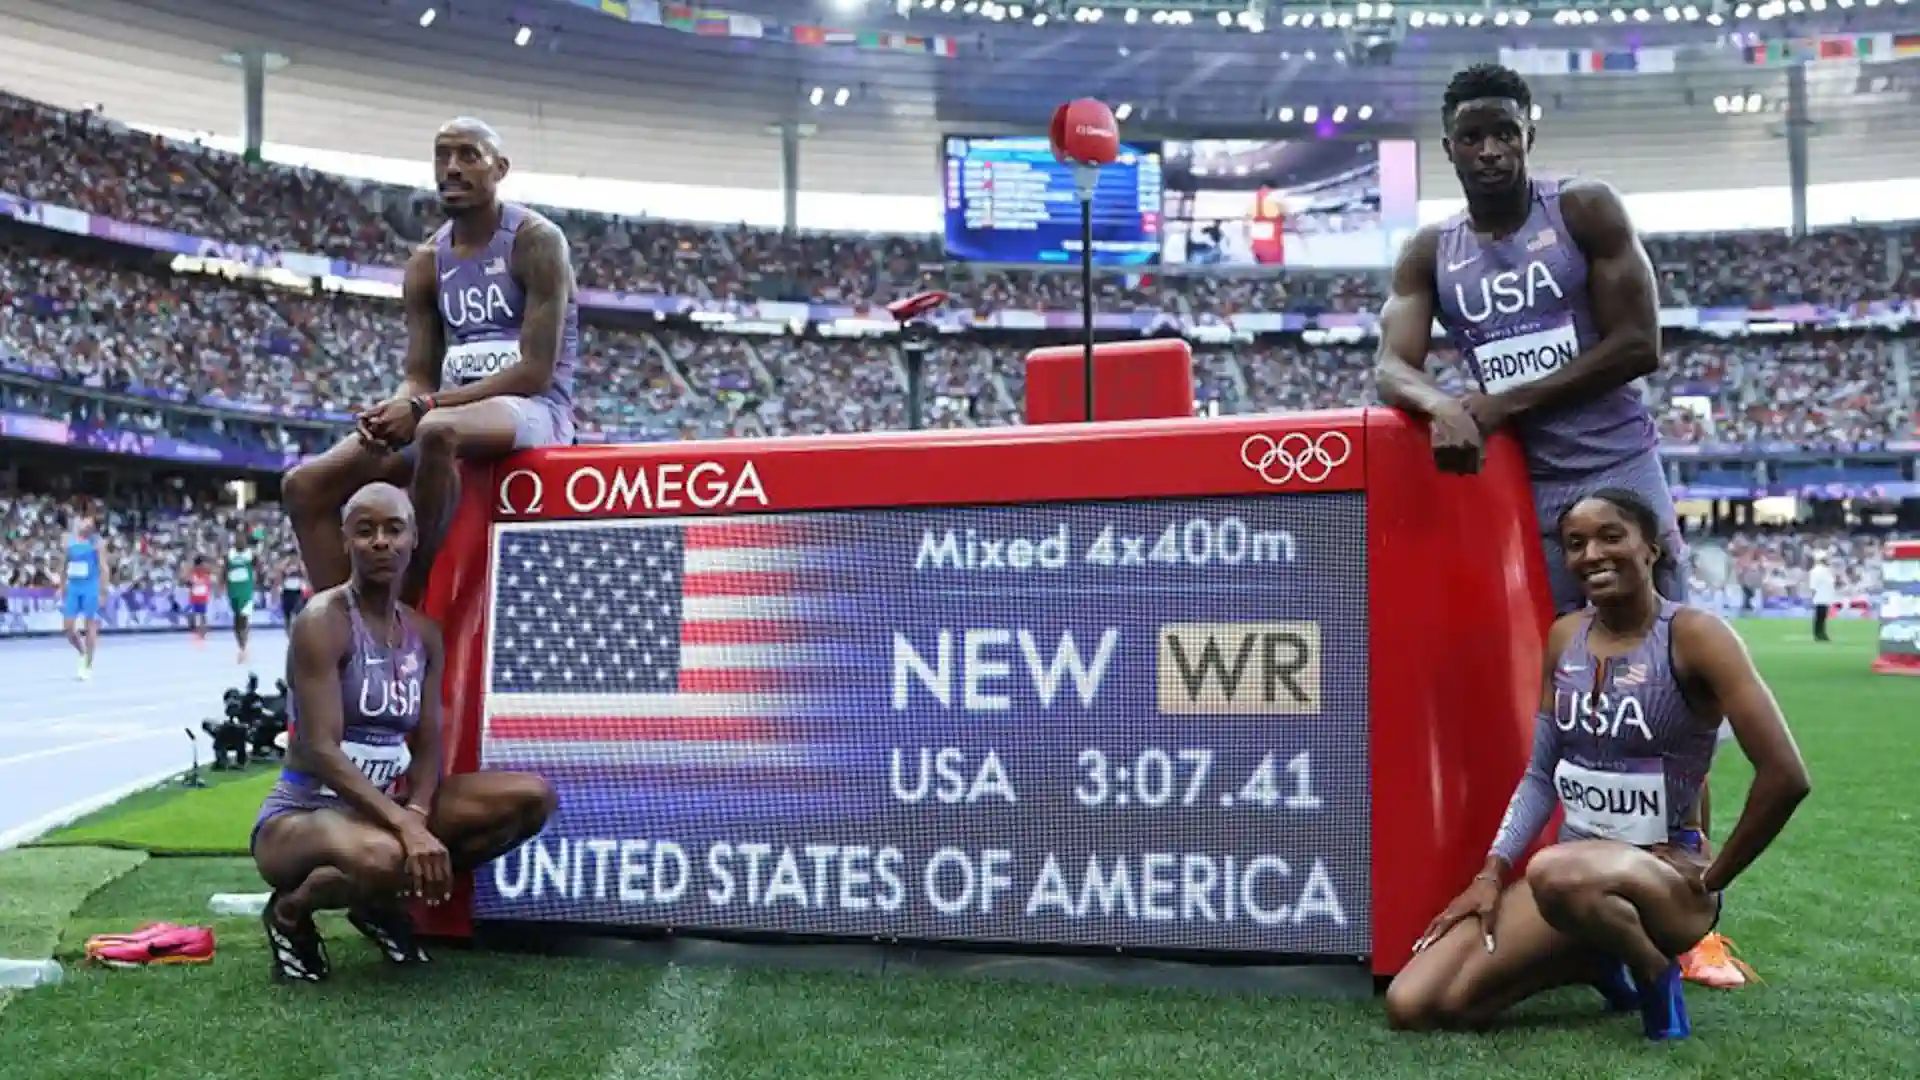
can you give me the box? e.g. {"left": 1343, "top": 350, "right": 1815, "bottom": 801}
{"left": 0, "top": 90, "right": 1911, "bottom": 610}
{"left": 0, "top": 488, "right": 297, "bottom": 594}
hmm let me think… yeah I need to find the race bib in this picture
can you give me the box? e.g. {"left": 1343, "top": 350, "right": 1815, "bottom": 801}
{"left": 442, "top": 339, "right": 522, "bottom": 385}
{"left": 1474, "top": 323, "right": 1579, "bottom": 394}
{"left": 66, "top": 561, "right": 91, "bottom": 580}
{"left": 227, "top": 566, "right": 251, "bottom": 583}
{"left": 319, "top": 739, "right": 413, "bottom": 797}
{"left": 1555, "top": 758, "right": 1666, "bottom": 846}
{"left": 286, "top": 576, "right": 306, "bottom": 591}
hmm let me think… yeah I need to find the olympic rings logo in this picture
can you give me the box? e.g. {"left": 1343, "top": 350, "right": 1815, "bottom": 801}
{"left": 1239, "top": 431, "right": 1353, "bottom": 486}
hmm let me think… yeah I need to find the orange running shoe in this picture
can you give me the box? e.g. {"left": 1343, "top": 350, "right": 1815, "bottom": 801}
{"left": 84, "top": 924, "right": 215, "bottom": 968}
{"left": 1680, "top": 932, "right": 1757, "bottom": 989}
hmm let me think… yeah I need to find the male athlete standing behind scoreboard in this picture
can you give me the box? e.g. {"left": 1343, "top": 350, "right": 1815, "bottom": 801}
{"left": 1372, "top": 63, "right": 1753, "bottom": 989}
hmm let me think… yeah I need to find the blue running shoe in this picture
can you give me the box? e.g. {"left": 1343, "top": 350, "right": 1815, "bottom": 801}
{"left": 1639, "top": 961, "right": 1691, "bottom": 1041}
{"left": 1593, "top": 961, "right": 1640, "bottom": 1012}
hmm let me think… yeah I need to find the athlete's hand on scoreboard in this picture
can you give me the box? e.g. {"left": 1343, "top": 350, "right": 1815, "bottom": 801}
{"left": 1458, "top": 392, "right": 1514, "bottom": 436}
{"left": 1426, "top": 400, "right": 1486, "bottom": 476}
{"left": 397, "top": 817, "right": 453, "bottom": 905}
{"left": 1413, "top": 874, "right": 1504, "bottom": 955}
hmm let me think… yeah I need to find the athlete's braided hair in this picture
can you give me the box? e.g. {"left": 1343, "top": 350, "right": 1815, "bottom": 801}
{"left": 1442, "top": 63, "right": 1533, "bottom": 123}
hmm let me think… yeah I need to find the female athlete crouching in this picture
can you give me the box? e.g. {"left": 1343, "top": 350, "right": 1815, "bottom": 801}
{"left": 1385, "top": 489, "right": 1810, "bottom": 1040}
{"left": 252, "top": 482, "right": 555, "bottom": 982}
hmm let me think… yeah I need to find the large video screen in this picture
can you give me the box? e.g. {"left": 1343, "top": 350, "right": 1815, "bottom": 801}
{"left": 1160, "top": 139, "right": 1420, "bottom": 269}
{"left": 474, "top": 495, "right": 1372, "bottom": 956}
{"left": 942, "top": 135, "right": 1164, "bottom": 267}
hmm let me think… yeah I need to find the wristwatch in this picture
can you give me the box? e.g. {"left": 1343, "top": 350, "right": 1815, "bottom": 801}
{"left": 408, "top": 394, "right": 436, "bottom": 419}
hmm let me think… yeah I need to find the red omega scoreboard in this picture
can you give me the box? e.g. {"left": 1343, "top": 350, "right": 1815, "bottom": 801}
{"left": 415, "top": 408, "right": 1552, "bottom": 977}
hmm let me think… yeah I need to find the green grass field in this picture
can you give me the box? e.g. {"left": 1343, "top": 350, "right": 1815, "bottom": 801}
{"left": 0, "top": 619, "right": 1913, "bottom": 1080}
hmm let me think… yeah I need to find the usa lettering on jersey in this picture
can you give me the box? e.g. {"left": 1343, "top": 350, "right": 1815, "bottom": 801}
{"left": 1553, "top": 688, "right": 1655, "bottom": 742}
{"left": 441, "top": 282, "right": 516, "bottom": 329}
{"left": 1452, "top": 260, "right": 1566, "bottom": 324}
{"left": 358, "top": 674, "right": 424, "bottom": 721}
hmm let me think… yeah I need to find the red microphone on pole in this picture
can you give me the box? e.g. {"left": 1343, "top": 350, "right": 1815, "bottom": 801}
{"left": 1049, "top": 98, "right": 1119, "bottom": 423}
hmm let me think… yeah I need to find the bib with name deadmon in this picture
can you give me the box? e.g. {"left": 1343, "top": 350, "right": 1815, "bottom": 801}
{"left": 1474, "top": 322, "right": 1579, "bottom": 395}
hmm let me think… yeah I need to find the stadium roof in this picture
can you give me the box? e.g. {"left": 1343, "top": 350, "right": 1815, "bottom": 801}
{"left": 4, "top": 0, "right": 1917, "bottom": 208}
{"left": 62, "top": 0, "right": 1920, "bottom": 130}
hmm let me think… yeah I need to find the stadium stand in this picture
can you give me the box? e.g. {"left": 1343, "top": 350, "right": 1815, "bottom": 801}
{"left": 0, "top": 88, "right": 1910, "bottom": 621}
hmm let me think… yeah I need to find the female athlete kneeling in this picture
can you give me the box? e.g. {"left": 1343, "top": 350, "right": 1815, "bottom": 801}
{"left": 1385, "top": 489, "right": 1810, "bottom": 1040}
{"left": 252, "top": 482, "right": 556, "bottom": 982}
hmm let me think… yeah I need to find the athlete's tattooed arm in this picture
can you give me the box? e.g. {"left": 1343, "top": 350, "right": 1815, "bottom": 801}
{"left": 398, "top": 247, "right": 448, "bottom": 400}
{"left": 428, "top": 216, "right": 574, "bottom": 408}
{"left": 1373, "top": 225, "right": 1454, "bottom": 416}
{"left": 1490, "top": 180, "right": 1660, "bottom": 420}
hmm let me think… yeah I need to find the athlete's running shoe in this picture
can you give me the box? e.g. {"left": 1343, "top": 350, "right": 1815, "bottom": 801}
{"left": 1639, "top": 961, "right": 1692, "bottom": 1041}
{"left": 1681, "top": 932, "right": 1757, "bottom": 989}
{"left": 262, "top": 893, "right": 329, "bottom": 983}
{"left": 1591, "top": 960, "right": 1640, "bottom": 1012}
{"left": 84, "top": 924, "right": 214, "bottom": 968}
{"left": 347, "top": 904, "right": 430, "bottom": 965}
{"left": 83, "top": 921, "right": 180, "bottom": 949}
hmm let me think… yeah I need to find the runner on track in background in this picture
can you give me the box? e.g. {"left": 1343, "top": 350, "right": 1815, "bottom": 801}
{"left": 227, "top": 530, "right": 257, "bottom": 666}
{"left": 58, "top": 513, "right": 107, "bottom": 679}
{"left": 186, "top": 556, "right": 214, "bottom": 644}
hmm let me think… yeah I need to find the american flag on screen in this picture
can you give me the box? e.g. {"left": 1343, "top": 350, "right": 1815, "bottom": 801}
{"left": 482, "top": 520, "right": 836, "bottom": 774}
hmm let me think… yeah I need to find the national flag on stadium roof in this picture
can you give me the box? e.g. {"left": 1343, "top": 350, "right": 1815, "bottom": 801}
{"left": 1497, "top": 47, "right": 1677, "bottom": 76}
{"left": 482, "top": 520, "right": 838, "bottom": 776}
{"left": 569, "top": 0, "right": 959, "bottom": 57}
{"left": 1742, "top": 33, "right": 1903, "bottom": 66}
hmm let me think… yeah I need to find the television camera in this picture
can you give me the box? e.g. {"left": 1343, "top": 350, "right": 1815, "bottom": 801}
{"left": 201, "top": 673, "right": 289, "bottom": 770}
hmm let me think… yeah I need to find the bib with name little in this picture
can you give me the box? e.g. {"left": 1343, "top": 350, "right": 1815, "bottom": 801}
{"left": 319, "top": 739, "right": 413, "bottom": 798}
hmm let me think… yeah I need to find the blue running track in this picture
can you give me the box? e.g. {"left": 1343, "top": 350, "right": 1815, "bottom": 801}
{"left": 0, "top": 630, "right": 288, "bottom": 848}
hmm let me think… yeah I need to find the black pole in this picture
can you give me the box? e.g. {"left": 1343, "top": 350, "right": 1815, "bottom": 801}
{"left": 1080, "top": 196, "right": 1095, "bottom": 422}
{"left": 903, "top": 338, "right": 927, "bottom": 431}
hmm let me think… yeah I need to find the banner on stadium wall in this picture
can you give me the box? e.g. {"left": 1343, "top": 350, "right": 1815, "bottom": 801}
{"left": 0, "top": 585, "right": 288, "bottom": 638}
{"left": 0, "top": 409, "right": 306, "bottom": 472}
{"left": 1873, "top": 540, "right": 1920, "bottom": 675}
{"left": 8, "top": 189, "right": 1920, "bottom": 350}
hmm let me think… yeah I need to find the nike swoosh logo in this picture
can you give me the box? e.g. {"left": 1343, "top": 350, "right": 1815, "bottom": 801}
{"left": 1446, "top": 257, "right": 1479, "bottom": 272}
{"left": 440, "top": 268, "right": 459, "bottom": 281}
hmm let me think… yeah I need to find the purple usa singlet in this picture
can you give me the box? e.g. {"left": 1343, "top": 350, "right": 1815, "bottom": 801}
{"left": 1432, "top": 176, "right": 1658, "bottom": 480}
{"left": 251, "top": 593, "right": 430, "bottom": 849}
{"left": 1491, "top": 601, "right": 1718, "bottom": 862}
{"left": 1432, "top": 176, "right": 1685, "bottom": 613}
{"left": 432, "top": 202, "right": 578, "bottom": 428}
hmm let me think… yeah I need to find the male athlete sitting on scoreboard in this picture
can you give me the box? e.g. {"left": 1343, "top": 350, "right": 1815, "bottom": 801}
{"left": 1383, "top": 491, "right": 1810, "bottom": 1040}
{"left": 281, "top": 117, "right": 577, "bottom": 607}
